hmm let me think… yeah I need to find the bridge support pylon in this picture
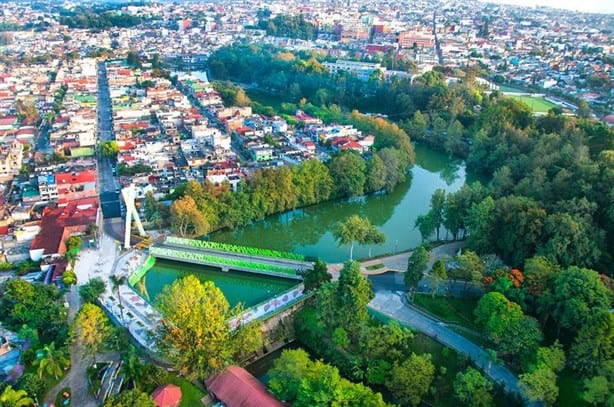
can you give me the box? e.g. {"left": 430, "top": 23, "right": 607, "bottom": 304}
{"left": 120, "top": 184, "right": 146, "bottom": 249}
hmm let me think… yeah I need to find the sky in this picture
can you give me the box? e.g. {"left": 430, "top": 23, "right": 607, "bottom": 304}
{"left": 481, "top": 0, "right": 614, "bottom": 14}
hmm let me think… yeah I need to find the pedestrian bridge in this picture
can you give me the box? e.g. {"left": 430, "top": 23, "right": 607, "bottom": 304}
{"left": 147, "top": 236, "right": 313, "bottom": 281}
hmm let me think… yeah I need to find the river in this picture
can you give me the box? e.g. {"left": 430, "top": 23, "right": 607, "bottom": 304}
{"left": 210, "top": 144, "right": 474, "bottom": 263}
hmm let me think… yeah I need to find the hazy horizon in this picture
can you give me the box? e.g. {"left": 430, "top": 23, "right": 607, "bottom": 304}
{"left": 482, "top": 0, "right": 613, "bottom": 15}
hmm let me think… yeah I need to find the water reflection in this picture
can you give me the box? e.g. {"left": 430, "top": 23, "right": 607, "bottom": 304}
{"left": 211, "top": 145, "right": 469, "bottom": 262}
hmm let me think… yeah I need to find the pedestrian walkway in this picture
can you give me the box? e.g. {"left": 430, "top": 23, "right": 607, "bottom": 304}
{"left": 369, "top": 291, "right": 536, "bottom": 406}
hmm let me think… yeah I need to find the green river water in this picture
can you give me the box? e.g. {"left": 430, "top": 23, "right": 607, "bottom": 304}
{"left": 210, "top": 144, "right": 473, "bottom": 263}
{"left": 143, "top": 259, "right": 298, "bottom": 307}
{"left": 143, "top": 144, "right": 473, "bottom": 303}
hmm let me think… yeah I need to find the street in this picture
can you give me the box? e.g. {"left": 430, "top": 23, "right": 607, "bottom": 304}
{"left": 97, "top": 61, "right": 122, "bottom": 219}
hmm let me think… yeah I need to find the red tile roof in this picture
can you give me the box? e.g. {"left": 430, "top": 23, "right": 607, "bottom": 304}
{"left": 206, "top": 366, "right": 282, "bottom": 407}
{"left": 55, "top": 169, "right": 96, "bottom": 185}
{"left": 30, "top": 198, "right": 98, "bottom": 257}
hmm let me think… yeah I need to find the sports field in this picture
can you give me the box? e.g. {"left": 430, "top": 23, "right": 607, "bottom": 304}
{"left": 506, "top": 94, "right": 558, "bottom": 113}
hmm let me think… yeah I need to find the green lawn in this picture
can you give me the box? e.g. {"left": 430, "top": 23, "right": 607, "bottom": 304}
{"left": 163, "top": 375, "right": 206, "bottom": 407}
{"left": 245, "top": 88, "right": 283, "bottom": 111}
{"left": 499, "top": 85, "right": 525, "bottom": 93}
{"left": 556, "top": 369, "right": 588, "bottom": 407}
{"left": 506, "top": 94, "right": 558, "bottom": 113}
{"left": 413, "top": 294, "right": 479, "bottom": 331}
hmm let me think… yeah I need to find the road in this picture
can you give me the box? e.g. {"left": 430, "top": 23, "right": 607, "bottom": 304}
{"left": 368, "top": 290, "right": 531, "bottom": 404}
{"left": 364, "top": 242, "right": 536, "bottom": 406}
{"left": 97, "top": 61, "right": 122, "bottom": 219}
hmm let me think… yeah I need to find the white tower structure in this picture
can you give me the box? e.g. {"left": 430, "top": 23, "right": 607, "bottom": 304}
{"left": 120, "top": 185, "right": 146, "bottom": 249}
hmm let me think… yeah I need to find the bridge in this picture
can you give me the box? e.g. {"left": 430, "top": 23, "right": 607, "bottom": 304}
{"left": 149, "top": 236, "right": 313, "bottom": 280}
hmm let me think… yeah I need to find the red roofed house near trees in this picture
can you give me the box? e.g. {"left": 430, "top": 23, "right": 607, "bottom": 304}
{"left": 29, "top": 197, "right": 99, "bottom": 261}
{"left": 206, "top": 365, "right": 283, "bottom": 407}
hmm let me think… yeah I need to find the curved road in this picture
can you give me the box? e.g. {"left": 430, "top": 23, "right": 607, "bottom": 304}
{"left": 364, "top": 241, "right": 537, "bottom": 406}
{"left": 368, "top": 291, "right": 530, "bottom": 403}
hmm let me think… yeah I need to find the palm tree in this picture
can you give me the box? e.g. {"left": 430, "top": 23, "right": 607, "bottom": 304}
{"left": 110, "top": 274, "right": 127, "bottom": 325}
{"left": 0, "top": 385, "right": 34, "bottom": 407}
{"left": 35, "top": 342, "right": 70, "bottom": 379}
{"left": 122, "top": 345, "right": 145, "bottom": 390}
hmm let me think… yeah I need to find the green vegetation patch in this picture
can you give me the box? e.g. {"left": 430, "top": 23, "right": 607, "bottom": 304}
{"left": 413, "top": 295, "right": 478, "bottom": 330}
{"left": 556, "top": 369, "right": 589, "bottom": 407}
{"left": 366, "top": 263, "right": 385, "bottom": 270}
{"left": 506, "top": 95, "right": 557, "bottom": 113}
{"left": 70, "top": 147, "right": 95, "bottom": 157}
{"left": 163, "top": 375, "right": 206, "bottom": 407}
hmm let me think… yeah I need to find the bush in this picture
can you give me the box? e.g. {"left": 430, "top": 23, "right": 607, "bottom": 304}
{"left": 16, "top": 373, "right": 46, "bottom": 399}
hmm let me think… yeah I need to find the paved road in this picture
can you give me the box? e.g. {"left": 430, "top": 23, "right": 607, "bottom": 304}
{"left": 368, "top": 291, "right": 530, "bottom": 404}
{"left": 44, "top": 287, "right": 98, "bottom": 407}
{"left": 97, "top": 61, "right": 122, "bottom": 219}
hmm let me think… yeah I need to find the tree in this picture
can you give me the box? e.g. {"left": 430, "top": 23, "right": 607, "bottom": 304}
{"left": 103, "top": 389, "right": 156, "bottom": 407}
{"left": 71, "top": 303, "right": 114, "bottom": 363}
{"left": 541, "top": 266, "right": 612, "bottom": 332}
{"left": 432, "top": 259, "right": 447, "bottom": 297}
{"left": 523, "top": 255, "right": 559, "bottom": 297}
{"left": 455, "top": 250, "right": 485, "bottom": 289}
{"left": 466, "top": 196, "right": 496, "bottom": 253}
{"left": 570, "top": 310, "right": 614, "bottom": 376}
{"left": 582, "top": 361, "right": 614, "bottom": 406}
{"left": 327, "top": 151, "right": 366, "bottom": 198}
{"left": 474, "top": 292, "right": 523, "bottom": 342}
{"left": 385, "top": 353, "right": 435, "bottom": 407}
{"left": 366, "top": 154, "right": 387, "bottom": 193}
{"left": 415, "top": 211, "right": 437, "bottom": 242}
{"left": 268, "top": 349, "right": 388, "bottom": 407}
{"left": 0, "top": 385, "right": 33, "bottom": 407}
{"left": 430, "top": 189, "right": 446, "bottom": 240}
{"left": 534, "top": 342, "right": 566, "bottom": 374}
{"left": 303, "top": 259, "right": 331, "bottom": 292}
{"left": 155, "top": 275, "right": 256, "bottom": 379}
{"left": 79, "top": 277, "right": 106, "bottom": 304}
{"left": 62, "top": 270, "right": 77, "bottom": 286}
{"left": 170, "top": 195, "right": 209, "bottom": 238}
{"left": 65, "top": 236, "right": 82, "bottom": 252}
{"left": 519, "top": 367, "right": 559, "bottom": 406}
{"left": 496, "top": 315, "right": 543, "bottom": 364}
{"left": 453, "top": 367, "right": 494, "bottom": 407}
{"left": 336, "top": 261, "right": 374, "bottom": 336}
{"left": 405, "top": 245, "right": 429, "bottom": 292}
{"left": 34, "top": 341, "right": 70, "bottom": 379}
{"left": 99, "top": 141, "right": 119, "bottom": 159}
{"left": 121, "top": 345, "right": 146, "bottom": 391}
{"left": 109, "top": 274, "right": 127, "bottom": 325}
{"left": 582, "top": 376, "right": 611, "bottom": 406}
{"left": 333, "top": 215, "right": 384, "bottom": 260}
{"left": 268, "top": 348, "right": 312, "bottom": 402}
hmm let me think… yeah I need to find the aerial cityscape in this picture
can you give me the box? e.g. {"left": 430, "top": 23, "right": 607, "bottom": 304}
{"left": 0, "top": 0, "right": 612, "bottom": 406}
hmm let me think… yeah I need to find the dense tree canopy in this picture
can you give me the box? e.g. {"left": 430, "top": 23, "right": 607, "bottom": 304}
{"left": 155, "top": 275, "right": 261, "bottom": 379}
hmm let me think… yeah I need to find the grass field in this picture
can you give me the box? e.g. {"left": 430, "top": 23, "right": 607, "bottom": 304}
{"left": 163, "top": 375, "right": 207, "bottom": 407}
{"left": 506, "top": 94, "right": 558, "bottom": 113}
{"left": 245, "top": 88, "right": 283, "bottom": 111}
{"left": 413, "top": 294, "right": 479, "bottom": 331}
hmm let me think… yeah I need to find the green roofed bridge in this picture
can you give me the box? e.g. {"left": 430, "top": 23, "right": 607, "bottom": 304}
{"left": 150, "top": 236, "right": 313, "bottom": 280}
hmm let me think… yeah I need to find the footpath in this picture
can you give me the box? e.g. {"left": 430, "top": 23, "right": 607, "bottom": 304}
{"left": 352, "top": 241, "right": 537, "bottom": 406}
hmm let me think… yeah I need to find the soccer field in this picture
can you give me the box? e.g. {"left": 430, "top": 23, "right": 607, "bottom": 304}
{"left": 506, "top": 94, "right": 558, "bottom": 113}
